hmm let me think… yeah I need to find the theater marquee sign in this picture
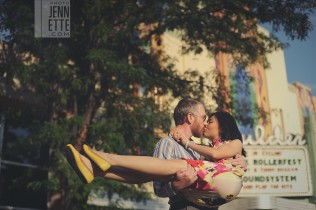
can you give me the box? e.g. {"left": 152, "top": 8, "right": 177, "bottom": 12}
{"left": 239, "top": 125, "right": 313, "bottom": 197}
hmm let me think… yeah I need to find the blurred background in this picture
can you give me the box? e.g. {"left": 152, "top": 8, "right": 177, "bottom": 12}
{"left": 0, "top": 1, "right": 316, "bottom": 210}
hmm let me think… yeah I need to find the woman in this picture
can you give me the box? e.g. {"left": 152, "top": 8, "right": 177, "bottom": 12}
{"left": 65, "top": 111, "right": 246, "bottom": 207}
{"left": 169, "top": 111, "right": 246, "bottom": 206}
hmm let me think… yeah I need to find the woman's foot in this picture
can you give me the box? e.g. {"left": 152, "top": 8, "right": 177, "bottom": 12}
{"left": 83, "top": 144, "right": 111, "bottom": 171}
{"left": 65, "top": 144, "right": 94, "bottom": 184}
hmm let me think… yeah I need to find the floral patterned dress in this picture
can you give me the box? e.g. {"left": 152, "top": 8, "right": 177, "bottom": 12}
{"left": 181, "top": 139, "right": 244, "bottom": 208}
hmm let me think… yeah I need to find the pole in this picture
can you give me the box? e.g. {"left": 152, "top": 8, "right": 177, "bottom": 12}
{"left": 0, "top": 114, "right": 5, "bottom": 178}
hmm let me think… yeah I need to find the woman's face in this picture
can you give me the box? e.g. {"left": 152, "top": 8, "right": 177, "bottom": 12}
{"left": 203, "top": 115, "right": 220, "bottom": 142}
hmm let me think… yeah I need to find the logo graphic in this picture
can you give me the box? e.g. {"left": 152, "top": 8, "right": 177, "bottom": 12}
{"left": 34, "top": 0, "right": 70, "bottom": 38}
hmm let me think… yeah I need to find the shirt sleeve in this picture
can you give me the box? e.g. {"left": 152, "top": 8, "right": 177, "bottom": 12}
{"left": 153, "top": 137, "right": 177, "bottom": 197}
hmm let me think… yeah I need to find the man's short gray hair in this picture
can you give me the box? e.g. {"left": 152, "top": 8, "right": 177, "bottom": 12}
{"left": 173, "top": 98, "right": 203, "bottom": 125}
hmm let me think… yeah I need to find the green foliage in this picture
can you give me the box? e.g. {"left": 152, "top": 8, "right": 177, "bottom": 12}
{"left": 1, "top": 0, "right": 315, "bottom": 209}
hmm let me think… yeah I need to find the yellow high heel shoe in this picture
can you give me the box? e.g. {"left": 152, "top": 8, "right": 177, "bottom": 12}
{"left": 83, "top": 144, "right": 111, "bottom": 171}
{"left": 65, "top": 144, "right": 94, "bottom": 184}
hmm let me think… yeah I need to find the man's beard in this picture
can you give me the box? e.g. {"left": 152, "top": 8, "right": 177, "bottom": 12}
{"left": 193, "top": 128, "right": 204, "bottom": 138}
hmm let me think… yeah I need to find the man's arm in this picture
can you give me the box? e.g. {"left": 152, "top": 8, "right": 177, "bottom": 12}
{"left": 153, "top": 137, "right": 177, "bottom": 197}
{"left": 153, "top": 164, "right": 198, "bottom": 197}
{"left": 153, "top": 137, "right": 198, "bottom": 197}
{"left": 171, "top": 164, "right": 198, "bottom": 192}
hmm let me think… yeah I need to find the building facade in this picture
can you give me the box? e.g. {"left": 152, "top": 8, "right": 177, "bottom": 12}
{"left": 161, "top": 29, "right": 316, "bottom": 209}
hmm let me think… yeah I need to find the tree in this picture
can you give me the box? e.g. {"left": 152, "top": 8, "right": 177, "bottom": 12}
{"left": 0, "top": 0, "right": 315, "bottom": 209}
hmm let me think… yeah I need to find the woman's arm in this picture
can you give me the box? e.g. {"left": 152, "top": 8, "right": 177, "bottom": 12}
{"left": 186, "top": 140, "right": 243, "bottom": 161}
{"left": 170, "top": 128, "right": 242, "bottom": 160}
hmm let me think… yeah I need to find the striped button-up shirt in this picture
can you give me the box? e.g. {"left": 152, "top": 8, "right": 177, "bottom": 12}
{"left": 153, "top": 135, "right": 200, "bottom": 197}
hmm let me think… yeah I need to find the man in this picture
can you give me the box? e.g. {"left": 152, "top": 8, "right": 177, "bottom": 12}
{"left": 153, "top": 98, "right": 246, "bottom": 210}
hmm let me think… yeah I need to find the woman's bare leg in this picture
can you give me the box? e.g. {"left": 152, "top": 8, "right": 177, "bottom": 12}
{"left": 101, "top": 167, "right": 173, "bottom": 183}
{"left": 80, "top": 152, "right": 177, "bottom": 183}
{"left": 88, "top": 148, "right": 188, "bottom": 177}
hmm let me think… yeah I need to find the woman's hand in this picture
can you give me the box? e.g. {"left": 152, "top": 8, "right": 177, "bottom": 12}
{"left": 169, "top": 127, "right": 188, "bottom": 146}
{"left": 230, "top": 154, "right": 247, "bottom": 171}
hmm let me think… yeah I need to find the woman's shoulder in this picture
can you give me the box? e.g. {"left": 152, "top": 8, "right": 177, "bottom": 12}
{"left": 230, "top": 138, "right": 242, "bottom": 142}
{"left": 220, "top": 139, "right": 242, "bottom": 146}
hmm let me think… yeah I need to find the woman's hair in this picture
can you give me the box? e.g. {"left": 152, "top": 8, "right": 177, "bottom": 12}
{"left": 209, "top": 111, "right": 246, "bottom": 157}
{"left": 174, "top": 98, "right": 203, "bottom": 125}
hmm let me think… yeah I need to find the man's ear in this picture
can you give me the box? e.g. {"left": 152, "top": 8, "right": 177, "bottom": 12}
{"left": 186, "top": 113, "right": 194, "bottom": 124}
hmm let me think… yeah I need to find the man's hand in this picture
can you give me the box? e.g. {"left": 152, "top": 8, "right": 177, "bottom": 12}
{"left": 171, "top": 164, "right": 198, "bottom": 192}
{"left": 230, "top": 154, "right": 247, "bottom": 171}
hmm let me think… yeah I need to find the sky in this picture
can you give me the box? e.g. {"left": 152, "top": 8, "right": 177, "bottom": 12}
{"left": 263, "top": 14, "right": 316, "bottom": 95}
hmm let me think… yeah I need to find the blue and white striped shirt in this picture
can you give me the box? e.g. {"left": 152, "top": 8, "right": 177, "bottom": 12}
{"left": 153, "top": 136, "right": 200, "bottom": 197}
